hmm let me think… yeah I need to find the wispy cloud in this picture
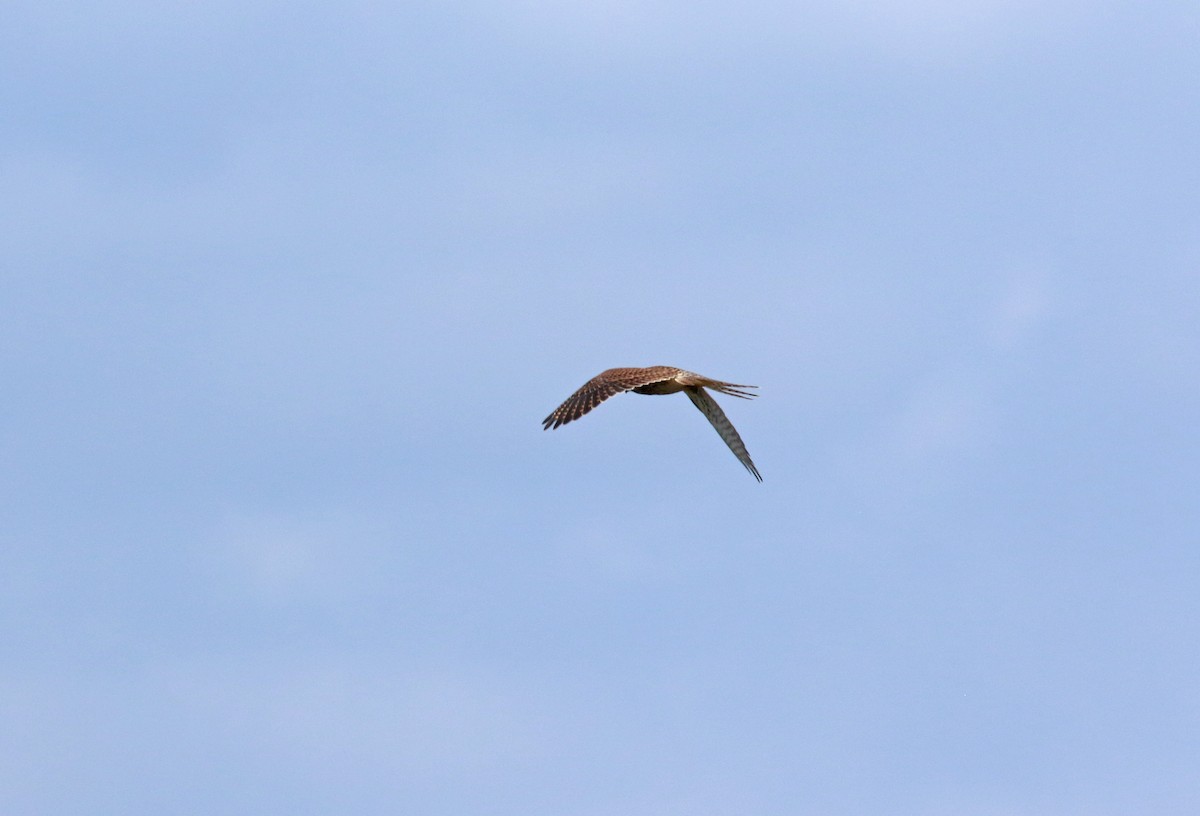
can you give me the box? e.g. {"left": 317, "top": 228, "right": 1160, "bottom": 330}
{"left": 986, "top": 268, "right": 1054, "bottom": 351}
{"left": 839, "top": 268, "right": 1057, "bottom": 494}
{"left": 202, "top": 508, "right": 393, "bottom": 606}
{"left": 472, "top": 0, "right": 1084, "bottom": 66}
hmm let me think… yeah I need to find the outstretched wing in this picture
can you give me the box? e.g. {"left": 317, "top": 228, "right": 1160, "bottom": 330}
{"left": 684, "top": 386, "right": 762, "bottom": 481}
{"left": 542, "top": 367, "right": 679, "bottom": 430}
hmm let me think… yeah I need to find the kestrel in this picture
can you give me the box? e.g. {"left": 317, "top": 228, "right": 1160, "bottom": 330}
{"left": 542, "top": 366, "right": 762, "bottom": 481}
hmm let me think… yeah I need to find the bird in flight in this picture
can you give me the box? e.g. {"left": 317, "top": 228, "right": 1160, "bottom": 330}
{"left": 542, "top": 366, "right": 762, "bottom": 481}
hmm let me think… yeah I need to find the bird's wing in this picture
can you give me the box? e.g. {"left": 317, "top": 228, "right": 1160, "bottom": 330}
{"left": 684, "top": 386, "right": 762, "bottom": 481}
{"left": 542, "top": 367, "right": 679, "bottom": 430}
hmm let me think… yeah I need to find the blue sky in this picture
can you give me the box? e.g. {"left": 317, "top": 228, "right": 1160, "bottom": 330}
{"left": 3, "top": 1, "right": 1199, "bottom": 813}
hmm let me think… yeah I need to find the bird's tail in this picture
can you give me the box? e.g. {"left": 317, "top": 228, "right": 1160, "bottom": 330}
{"left": 706, "top": 380, "right": 758, "bottom": 400}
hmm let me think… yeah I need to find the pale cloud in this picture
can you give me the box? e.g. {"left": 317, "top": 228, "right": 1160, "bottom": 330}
{"left": 159, "top": 660, "right": 551, "bottom": 779}
{"left": 558, "top": 517, "right": 664, "bottom": 581}
{"left": 474, "top": 0, "right": 1086, "bottom": 66}
{"left": 0, "top": 659, "right": 554, "bottom": 805}
{"left": 0, "top": 152, "right": 108, "bottom": 262}
{"left": 889, "top": 375, "right": 994, "bottom": 464}
{"left": 986, "top": 269, "right": 1054, "bottom": 351}
{"left": 203, "top": 508, "right": 387, "bottom": 605}
{"left": 830, "top": 0, "right": 1051, "bottom": 60}
{"left": 431, "top": 136, "right": 668, "bottom": 235}
{"left": 858, "top": 270, "right": 1056, "bottom": 479}
{"left": 835, "top": 276, "right": 1055, "bottom": 493}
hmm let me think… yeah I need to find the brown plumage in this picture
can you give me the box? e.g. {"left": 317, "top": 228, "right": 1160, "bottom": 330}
{"left": 542, "top": 366, "right": 762, "bottom": 481}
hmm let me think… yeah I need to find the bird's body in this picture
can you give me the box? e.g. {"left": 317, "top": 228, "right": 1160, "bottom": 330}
{"left": 542, "top": 366, "right": 762, "bottom": 481}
